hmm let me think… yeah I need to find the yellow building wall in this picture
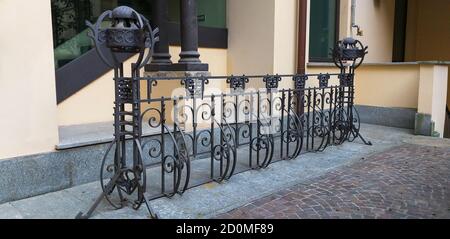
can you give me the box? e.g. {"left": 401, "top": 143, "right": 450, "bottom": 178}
{"left": 0, "top": 0, "right": 59, "bottom": 160}
{"left": 329, "top": 0, "right": 395, "bottom": 63}
{"left": 431, "top": 66, "right": 449, "bottom": 137}
{"left": 227, "top": 0, "right": 275, "bottom": 89}
{"left": 307, "top": 64, "right": 420, "bottom": 109}
{"left": 354, "top": 65, "right": 419, "bottom": 109}
{"left": 355, "top": 0, "right": 395, "bottom": 63}
{"left": 405, "top": 0, "right": 450, "bottom": 110}
{"left": 227, "top": 0, "right": 298, "bottom": 89}
{"left": 338, "top": 0, "right": 351, "bottom": 39}
{"left": 273, "top": 0, "right": 298, "bottom": 74}
{"left": 57, "top": 47, "right": 227, "bottom": 126}
{"left": 273, "top": 0, "right": 298, "bottom": 89}
{"left": 417, "top": 65, "right": 448, "bottom": 137}
{"left": 405, "top": 0, "right": 450, "bottom": 62}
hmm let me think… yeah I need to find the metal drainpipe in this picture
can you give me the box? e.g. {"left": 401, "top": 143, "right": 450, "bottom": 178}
{"left": 351, "top": 0, "right": 356, "bottom": 37}
{"left": 351, "top": 0, "right": 363, "bottom": 37}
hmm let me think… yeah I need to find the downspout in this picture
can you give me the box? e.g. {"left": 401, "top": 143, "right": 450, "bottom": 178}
{"left": 351, "top": 0, "right": 363, "bottom": 36}
{"left": 351, "top": 0, "right": 356, "bottom": 36}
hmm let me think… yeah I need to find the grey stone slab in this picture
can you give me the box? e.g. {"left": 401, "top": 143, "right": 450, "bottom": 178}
{"left": 10, "top": 191, "right": 84, "bottom": 219}
{"left": 0, "top": 153, "right": 72, "bottom": 204}
{"left": 414, "top": 113, "right": 433, "bottom": 136}
{"left": 404, "top": 135, "right": 450, "bottom": 148}
{"left": 0, "top": 133, "right": 172, "bottom": 204}
{"left": 64, "top": 181, "right": 118, "bottom": 218}
{"left": 57, "top": 122, "right": 114, "bottom": 150}
{"left": 0, "top": 203, "right": 23, "bottom": 219}
{"left": 92, "top": 206, "right": 151, "bottom": 220}
{"left": 356, "top": 105, "right": 416, "bottom": 129}
{"left": 57, "top": 121, "right": 172, "bottom": 150}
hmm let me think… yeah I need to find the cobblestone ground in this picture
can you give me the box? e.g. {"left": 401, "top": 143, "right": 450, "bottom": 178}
{"left": 218, "top": 144, "right": 450, "bottom": 219}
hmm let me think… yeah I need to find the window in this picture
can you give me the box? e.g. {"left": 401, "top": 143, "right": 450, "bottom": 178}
{"left": 51, "top": 0, "right": 227, "bottom": 69}
{"left": 309, "top": 0, "right": 339, "bottom": 62}
{"left": 168, "top": 0, "right": 226, "bottom": 29}
{"left": 197, "top": 0, "right": 226, "bottom": 29}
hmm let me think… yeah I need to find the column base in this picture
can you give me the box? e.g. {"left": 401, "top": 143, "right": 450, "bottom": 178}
{"left": 145, "top": 63, "right": 209, "bottom": 72}
{"left": 414, "top": 112, "right": 439, "bottom": 137}
{"left": 145, "top": 63, "right": 176, "bottom": 72}
{"left": 171, "top": 63, "right": 209, "bottom": 71}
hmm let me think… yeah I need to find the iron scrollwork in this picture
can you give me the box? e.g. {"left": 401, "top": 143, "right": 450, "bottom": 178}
{"left": 76, "top": 10, "right": 372, "bottom": 220}
{"left": 76, "top": 6, "right": 159, "bottom": 219}
{"left": 293, "top": 75, "right": 308, "bottom": 90}
{"left": 227, "top": 76, "right": 250, "bottom": 91}
{"left": 263, "top": 75, "right": 282, "bottom": 90}
{"left": 332, "top": 37, "right": 372, "bottom": 146}
{"left": 317, "top": 74, "right": 330, "bottom": 88}
{"left": 338, "top": 73, "right": 353, "bottom": 87}
{"left": 181, "top": 76, "right": 210, "bottom": 98}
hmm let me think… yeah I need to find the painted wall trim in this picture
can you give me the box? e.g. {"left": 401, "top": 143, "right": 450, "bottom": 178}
{"left": 297, "top": 0, "right": 308, "bottom": 74}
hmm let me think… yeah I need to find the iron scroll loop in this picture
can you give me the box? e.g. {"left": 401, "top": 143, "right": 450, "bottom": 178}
{"left": 332, "top": 37, "right": 368, "bottom": 70}
{"left": 86, "top": 6, "right": 160, "bottom": 69}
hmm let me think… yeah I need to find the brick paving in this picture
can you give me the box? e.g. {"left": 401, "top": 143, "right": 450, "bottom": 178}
{"left": 218, "top": 144, "right": 450, "bottom": 219}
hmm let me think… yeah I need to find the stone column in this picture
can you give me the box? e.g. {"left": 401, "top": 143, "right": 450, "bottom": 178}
{"left": 174, "top": 0, "right": 208, "bottom": 71}
{"left": 179, "top": 0, "right": 200, "bottom": 63}
{"left": 416, "top": 64, "right": 449, "bottom": 137}
{"left": 148, "top": 0, "right": 172, "bottom": 71}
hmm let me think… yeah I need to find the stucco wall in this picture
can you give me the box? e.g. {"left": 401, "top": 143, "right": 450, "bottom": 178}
{"left": 405, "top": 0, "right": 450, "bottom": 62}
{"left": 227, "top": 0, "right": 298, "bottom": 89}
{"left": 227, "top": 0, "right": 275, "bottom": 88}
{"left": 417, "top": 64, "right": 448, "bottom": 137}
{"left": 405, "top": 0, "right": 450, "bottom": 110}
{"left": 0, "top": 0, "right": 59, "bottom": 160}
{"left": 307, "top": 64, "right": 420, "bottom": 109}
{"left": 338, "top": 0, "right": 351, "bottom": 39}
{"left": 332, "top": 0, "right": 395, "bottom": 63}
{"left": 273, "top": 0, "right": 298, "bottom": 89}
{"left": 57, "top": 46, "right": 228, "bottom": 126}
{"left": 273, "top": 0, "right": 298, "bottom": 75}
{"left": 355, "top": 0, "right": 395, "bottom": 63}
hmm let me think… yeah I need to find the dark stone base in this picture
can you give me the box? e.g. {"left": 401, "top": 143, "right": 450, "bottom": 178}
{"left": 145, "top": 63, "right": 177, "bottom": 72}
{"left": 414, "top": 113, "right": 436, "bottom": 137}
{"left": 145, "top": 63, "right": 209, "bottom": 72}
{"left": 355, "top": 105, "right": 416, "bottom": 129}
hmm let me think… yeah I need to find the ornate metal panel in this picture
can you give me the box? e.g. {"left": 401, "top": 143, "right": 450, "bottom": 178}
{"left": 227, "top": 76, "right": 249, "bottom": 91}
{"left": 263, "top": 75, "right": 282, "bottom": 89}
{"left": 318, "top": 74, "right": 331, "bottom": 88}
{"left": 76, "top": 7, "right": 371, "bottom": 219}
{"left": 339, "top": 73, "right": 353, "bottom": 87}
{"left": 293, "top": 75, "right": 308, "bottom": 90}
{"left": 181, "top": 76, "right": 209, "bottom": 98}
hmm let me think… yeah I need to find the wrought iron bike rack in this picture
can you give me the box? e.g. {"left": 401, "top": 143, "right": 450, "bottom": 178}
{"left": 76, "top": 6, "right": 371, "bottom": 219}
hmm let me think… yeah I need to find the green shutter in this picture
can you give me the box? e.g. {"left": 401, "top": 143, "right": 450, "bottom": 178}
{"left": 309, "top": 0, "right": 338, "bottom": 62}
{"left": 169, "top": 0, "right": 226, "bottom": 29}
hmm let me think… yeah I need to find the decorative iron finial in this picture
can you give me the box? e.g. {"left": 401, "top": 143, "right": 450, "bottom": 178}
{"left": 86, "top": 6, "right": 159, "bottom": 69}
{"left": 332, "top": 37, "right": 368, "bottom": 69}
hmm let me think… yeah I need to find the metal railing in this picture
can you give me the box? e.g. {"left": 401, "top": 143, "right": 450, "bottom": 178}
{"left": 76, "top": 6, "right": 371, "bottom": 219}
{"left": 136, "top": 73, "right": 370, "bottom": 192}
